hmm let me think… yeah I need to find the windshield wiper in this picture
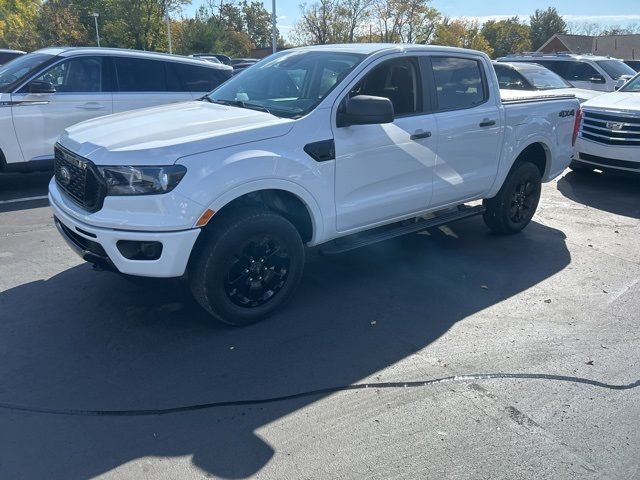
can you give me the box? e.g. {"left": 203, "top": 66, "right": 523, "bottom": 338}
{"left": 209, "top": 98, "right": 272, "bottom": 115}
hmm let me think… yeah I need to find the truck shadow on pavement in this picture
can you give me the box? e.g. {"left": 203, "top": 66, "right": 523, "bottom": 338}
{"left": 0, "top": 218, "right": 570, "bottom": 479}
{"left": 557, "top": 170, "right": 640, "bottom": 219}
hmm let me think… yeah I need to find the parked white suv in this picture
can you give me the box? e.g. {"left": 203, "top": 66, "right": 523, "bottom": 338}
{"left": 572, "top": 72, "right": 640, "bottom": 173}
{"left": 498, "top": 53, "right": 636, "bottom": 92}
{"left": 49, "top": 44, "right": 579, "bottom": 325}
{"left": 0, "top": 47, "right": 233, "bottom": 173}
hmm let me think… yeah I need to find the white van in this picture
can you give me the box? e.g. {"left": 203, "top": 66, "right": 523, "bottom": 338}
{"left": 498, "top": 53, "right": 636, "bottom": 92}
{"left": 0, "top": 47, "right": 233, "bottom": 173}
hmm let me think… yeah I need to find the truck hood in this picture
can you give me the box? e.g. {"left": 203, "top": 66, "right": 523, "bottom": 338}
{"left": 581, "top": 91, "right": 640, "bottom": 113}
{"left": 58, "top": 100, "right": 295, "bottom": 166}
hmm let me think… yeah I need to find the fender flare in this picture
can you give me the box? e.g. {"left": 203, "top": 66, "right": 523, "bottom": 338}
{"left": 203, "top": 179, "right": 325, "bottom": 245}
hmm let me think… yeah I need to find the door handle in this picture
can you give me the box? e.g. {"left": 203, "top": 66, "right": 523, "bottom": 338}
{"left": 410, "top": 130, "right": 432, "bottom": 140}
{"left": 76, "top": 102, "right": 105, "bottom": 110}
{"left": 479, "top": 119, "right": 496, "bottom": 127}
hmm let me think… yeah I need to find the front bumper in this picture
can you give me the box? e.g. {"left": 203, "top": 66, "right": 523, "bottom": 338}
{"left": 575, "top": 137, "right": 640, "bottom": 173}
{"left": 50, "top": 192, "right": 201, "bottom": 278}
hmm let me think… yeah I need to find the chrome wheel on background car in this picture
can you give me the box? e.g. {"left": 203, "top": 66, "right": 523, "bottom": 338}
{"left": 189, "top": 208, "right": 305, "bottom": 326}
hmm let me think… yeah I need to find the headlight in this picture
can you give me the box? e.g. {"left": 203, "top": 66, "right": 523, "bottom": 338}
{"left": 98, "top": 165, "right": 187, "bottom": 196}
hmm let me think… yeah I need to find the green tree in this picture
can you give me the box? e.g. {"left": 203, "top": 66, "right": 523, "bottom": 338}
{"left": 0, "top": 0, "right": 40, "bottom": 50}
{"left": 433, "top": 18, "right": 493, "bottom": 57}
{"left": 481, "top": 17, "right": 531, "bottom": 58}
{"left": 241, "top": 0, "right": 274, "bottom": 48}
{"left": 530, "top": 7, "right": 567, "bottom": 50}
{"left": 37, "top": 0, "right": 91, "bottom": 47}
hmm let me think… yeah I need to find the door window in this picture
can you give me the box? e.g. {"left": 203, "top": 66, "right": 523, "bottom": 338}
{"left": 32, "top": 56, "right": 104, "bottom": 92}
{"left": 565, "top": 62, "right": 600, "bottom": 82}
{"left": 349, "top": 57, "right": 421, "bottom": 116}
{"left": 432, "top": 57, "right": 486, "bottom": 111}
{"left": 166, "top": 63, "right": 232, "bottom": 92}
{"left": 115, "top": 57, "right": 166, "bottom": 92}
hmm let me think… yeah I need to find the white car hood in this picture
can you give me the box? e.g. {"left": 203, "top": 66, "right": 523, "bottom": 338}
{"left": 581, "top": 91, "right": 640, "bottom": 113}
{"left": 500, "top": 88, "right": 600, "bottom": 103}
{"left": 58, "top": 101, "right": 295, "bottom": 166}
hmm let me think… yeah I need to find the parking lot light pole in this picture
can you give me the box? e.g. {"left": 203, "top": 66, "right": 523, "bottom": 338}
{"left": 91, "top": 13, "right": 100, "bottom": 47}
{"left": 272, "top": 0, "right": 277, "bottom": 54}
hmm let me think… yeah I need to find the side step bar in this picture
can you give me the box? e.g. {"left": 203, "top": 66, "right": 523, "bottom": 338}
{"left": 320, "top": 205, "right": 485, "bottom": 255}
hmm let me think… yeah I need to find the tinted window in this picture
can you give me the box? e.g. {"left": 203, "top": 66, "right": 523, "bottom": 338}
{"left": 350, "top": 58, "right": 421, "bottom": 116}
{"left": 0, "top": 53, "right": 55, "bottom": 92}
{"left": 565, "top": 62, "right": 600, "bottom": 82}
{"left": 432, "top": 57, "right": 486, "bottom": 111}
{"left": 33, "top": 56, "right": 104, "bottom": 92}
{"left": 0, "top": 52, "right": 22, "bottom": 65}
{"left": 518, "top": 65, "right": 572, "bottom": 89}
{"left": 535, "top": 60, "right": 569, "bottom": 77}
{"left": 494, "top": 64, "right": 530, "bottom": 90}
{"left": 595, "top": 60, "right": 636, "bottom": 80}
{"left": 167, "top": 63, "right": 231, "bottom": 93}
{"left": 115, "top": 57, "right": 165, "bottom": 92}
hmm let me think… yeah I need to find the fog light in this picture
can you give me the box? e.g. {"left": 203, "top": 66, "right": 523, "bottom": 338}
{"left": 116, "top": 240, "right": 163, "bottom": 260}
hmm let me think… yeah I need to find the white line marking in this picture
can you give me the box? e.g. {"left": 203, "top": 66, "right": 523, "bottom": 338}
{"left": 0, "top": 195, "right": 49, "bottom": 205}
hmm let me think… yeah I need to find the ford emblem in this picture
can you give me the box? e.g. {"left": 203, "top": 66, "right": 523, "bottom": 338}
{"left": 59, "top": 166, "right": 72, "bottom": 186}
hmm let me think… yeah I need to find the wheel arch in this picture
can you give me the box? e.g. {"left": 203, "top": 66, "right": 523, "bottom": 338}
{"left": 203, "top": 180, "right": 323, "bottom": 245}
{"left": 511, "top": 141, "right": 551, "bottom": 179}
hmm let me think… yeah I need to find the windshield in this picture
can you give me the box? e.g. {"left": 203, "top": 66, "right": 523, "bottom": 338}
{"left": 621, "top": 73, "right": 640, "bottom": 92}
{"left": 208, "top": 50, "right": 365, "bottom": 118}
{"left": 0, "top": 53, "right": 55, "bottom": 92}
{"left": 595, "top": 60, "right": 636, "bottom": 80}
{"left": 519, "top": 65, "right": 573, "bottom": 90}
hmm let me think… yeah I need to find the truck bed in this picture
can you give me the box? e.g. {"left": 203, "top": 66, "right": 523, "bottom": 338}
{"left": 500, "top": 89, "right": 576, "bottom": 104}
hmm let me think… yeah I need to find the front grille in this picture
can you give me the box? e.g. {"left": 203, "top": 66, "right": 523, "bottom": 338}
{"left": 54, "top": 144, "right": 106, "bottom": 212}
{"left": 580, "top": 110, "right": 640, "bottom": 146}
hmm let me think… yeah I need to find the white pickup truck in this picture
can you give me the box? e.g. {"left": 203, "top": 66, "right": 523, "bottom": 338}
{"left": 49, "top": 44, "right": 580, "bottom": 325}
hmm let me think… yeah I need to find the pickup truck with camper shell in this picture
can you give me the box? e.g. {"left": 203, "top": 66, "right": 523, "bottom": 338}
{"left": 49, "top": 44, "right": 581, "bottom": 326}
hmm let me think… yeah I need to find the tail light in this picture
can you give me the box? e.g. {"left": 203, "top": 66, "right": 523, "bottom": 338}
{"left": 572, "top": 108, "right": 583, "bottom": 146}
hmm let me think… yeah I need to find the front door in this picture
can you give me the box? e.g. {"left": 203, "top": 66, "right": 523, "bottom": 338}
{"left": 333, "top": 56, "right": 436, "bottom": 232}
{"left": 11, "top": 56, "right": 112, "bottom": 162}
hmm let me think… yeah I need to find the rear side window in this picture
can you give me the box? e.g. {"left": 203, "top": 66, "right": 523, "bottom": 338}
{"left": 166, "top": 63, "right": 231, "bottom": 93}
{"left": 432, "top": 57, "right": 486, "bottom": 111}
{"left": 565, "top": 62, "right": 600, "bottom": 82}
{"left": 115, "top": 57, "right": 166, "bottom": 92}
{"left": 534, "top": 60, "right": 569, "bottom": 77}
{"left": 493, "top": 64, "right": 530, "bottom": 90}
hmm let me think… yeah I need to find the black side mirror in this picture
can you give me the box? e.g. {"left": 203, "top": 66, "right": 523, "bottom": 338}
{"left": 29, "top": 80, "right": 56, "bottom": 94}
{"left": 589, "top": 75, "right": 606, "bottom": 84}
{"left": 337, "top": 95, "right": 394, "bottom": 127}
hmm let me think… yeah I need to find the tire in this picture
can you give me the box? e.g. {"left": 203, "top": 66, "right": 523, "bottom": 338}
{"left": 483, "top": 161, "right": 542, "bottom": 235}
{"left": 189, "top": 208, "right": 305, "bottom": 326}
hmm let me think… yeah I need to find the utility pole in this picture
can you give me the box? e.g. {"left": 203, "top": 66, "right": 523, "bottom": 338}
{"left": 271, "top": 0, "right": 277, "bottom": 54}
{"left": 165, "top": 1, "right": 173, "bottom": 54}
{"left": 91, "top": 13, "right": 100, "bottom": 47}
{"left": 166, "top": 14, "right": 173, "bottom": 53}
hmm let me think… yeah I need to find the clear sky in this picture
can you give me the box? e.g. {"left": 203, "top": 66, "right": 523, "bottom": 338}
{"left": 182, "top": 0, "right": 640, "bottom": 38}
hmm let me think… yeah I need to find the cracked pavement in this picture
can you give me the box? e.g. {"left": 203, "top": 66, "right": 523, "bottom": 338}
{"left": 0, "top": 169, "right": 639, "bottom": 479}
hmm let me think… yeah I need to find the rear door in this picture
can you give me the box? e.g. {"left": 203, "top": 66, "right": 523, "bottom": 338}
{"left": 11, "top": 55, "right": 112, "bottom": 162}
{"left": 112, "top": 56, "right": 191, "bottom": 113}
{"left": 428, "top": 55, "right": 503, "bottom": 207}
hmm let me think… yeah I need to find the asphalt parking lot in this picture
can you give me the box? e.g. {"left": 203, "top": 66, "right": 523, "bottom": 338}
{"left": 0, "top": 169, "right": 639, "bottom": 479}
